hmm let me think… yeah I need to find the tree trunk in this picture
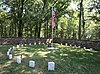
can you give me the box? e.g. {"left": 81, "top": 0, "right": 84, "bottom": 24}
{"left": 82, "top": 3, "right": 85, "bottom": 39}
{"left": 46, "top": 20, "right": 49, "bottom": 38}
{"left": 38, "top": 22, "right": 41, "bottom": 38}
{"left": 78, "top": 0, "right": 83, "bottom": 40}
{"left": 30, "top": 24, "right": 32, "bottom": 37}
{"left": 14, "top": 23, "right": 17, "bottom": 37}
{"left": 4, "top": 26, "right": 7, "bottom": 37}
{"left": 18, "top": 0, "right": 24, "bottom": 37}
{"left": 1, "top": 24, "right": 3, "bottom": 37}
{"left": 34, "top": 24, "right": 38, "bottom": 38}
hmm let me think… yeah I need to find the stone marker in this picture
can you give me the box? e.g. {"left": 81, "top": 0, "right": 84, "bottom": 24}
{"left": 61, "top": 43, "right": 62, "bottom": 45}
{"left": 17, "top": 57, "right": 21, "bottom": 64}
{"left": 21, "top": 44, "right": 23, "bottom": 47}
{"left": 17, "top": 45, "right": 19, "bottom": 48}
{"left": 7, "top": 51, "right": 9, "bottom": 56}
{"left": 9, "top": 54, "right": 13, "bottom": 59}
{"left": 9, "top": 48, "right": 13, "bottom": 54}
{"left": 38, "top": 41, "right": 41, "bottom": 45}
{"left": 48, "top": 62, "right": 55, "bottom": 71}
{"left": 13, "top": 46, "right": 15, "bottom": 49}
{"left": 29, "top": 61, "right": 35, "bottom": 68}
{"left": 90, "top": 48, "right": 93, "bottom": 51}
{"left": 74, "top": 45, "right": 76, "bottom": 48}
{"left": 83, "top": 47, "right": 86, "bottom": 50}
{"left": 25, "top": 44, "right": 27, "bottom": 46}
{"left": 78, "top": 46, "right": 80, "bottom": 48}
{"left": 42, "top": 42, "right": 45, "bottom": 45}
{"left": 8, "top": 48, "right": 12, "bottom": 52}
{"left": 65, "top": 43, "right": 67, "bottom": 46}
{"left": 29, "top": 43, "right": 32, "bottom": 45}
{"left": 70, "top": 44, "right": 72, "bottom": 46}
{"left": 34, "top": 42, "right": 36, "bottom": 45}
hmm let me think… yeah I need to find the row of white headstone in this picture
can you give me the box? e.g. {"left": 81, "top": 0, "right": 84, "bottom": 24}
{"left": 16, "top": 42, "right": 45, "bottom": 48}
{"left": 7, "top": 55, "right": 55, "bottom": 70}
{"left": 65, "top": 43, "right": 93, "bottom": 51}
{"left": 7, "top": 46, "right": 55, "bottom": 71}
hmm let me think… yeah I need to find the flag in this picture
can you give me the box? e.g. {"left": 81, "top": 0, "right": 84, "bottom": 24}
{"left": 51, "top": 10, "right": 55, "bottom": 29}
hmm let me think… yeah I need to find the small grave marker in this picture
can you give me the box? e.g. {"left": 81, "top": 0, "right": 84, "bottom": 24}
{"left": 78, "top": 46, "right": 80, "bottom": 48}
{"left": 70, "top": 44, "right": 72, "bottom": 46}
{"left": 29, "top": 43, "right": 32, "bottom": 45}
{"left": 29, "top": 61, "right": 35, "bottom": 68}
{"left": 74, "top": 45, "right": 76, "bottom": 48}
{"left": 21, "top": 44, "right": 23, "bottom": 47}
{"left": 48, "top": 62, "right": 55, "bottom": 71}
{"left": 65, "top": 43, "right": 67, "bottom": 46}
{"left": 8, "top": 48, "right": 12, "bottom": 52}
{"left": 9, "top": 54, "right": 13, "bottom": 59}
{"left": 61, "top": 43, "right": 62, "bottom": 45}
{"left": 42, "top": 42, "right": 45, "bottom": 45}
{"left": 90, "top": 48, "right": 93, "bottom": 51}
{"left": 34, "top": 42, "right": 36, "bottom": 45}
{"left": 83, "top": 47, "right": 86, "bottom": 50}
{"left": 38, "top": 41, "right": 41, "bottom": 45}
{"left": 25, "top": 44, "right": 27, "bottom": 46}
{"left": 17, "top": 57, "right": 21, "bottom": 64}
{"left": 17, "top": 45, "right": 19, "bottom": 48}
{"left": 7, "top": 51, "right": 9, "bottom": 56}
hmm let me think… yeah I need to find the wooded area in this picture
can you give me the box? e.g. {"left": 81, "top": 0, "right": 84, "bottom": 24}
{"left": 0, "top": 0, "right": 100, "bottom": 40}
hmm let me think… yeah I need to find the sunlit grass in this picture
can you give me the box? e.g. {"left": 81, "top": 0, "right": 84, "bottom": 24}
{"left": 0, "top": 44, "right": 100, "bottom": 74}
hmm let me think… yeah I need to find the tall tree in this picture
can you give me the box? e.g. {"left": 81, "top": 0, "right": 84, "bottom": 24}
{"left": 78, "top": 0, "right": 83, "bottom": 40}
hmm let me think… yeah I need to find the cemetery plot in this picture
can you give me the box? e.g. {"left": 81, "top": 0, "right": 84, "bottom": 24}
{"left": 0, "top": 44, "right": 100, "bottom": 74}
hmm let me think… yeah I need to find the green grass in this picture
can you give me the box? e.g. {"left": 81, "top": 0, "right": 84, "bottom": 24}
{"left": 0, "top": 44, "right": 100, "bottom": 74}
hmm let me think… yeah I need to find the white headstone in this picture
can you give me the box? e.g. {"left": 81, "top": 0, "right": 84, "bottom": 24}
{"left": 8, "top": 48, "right": 13, "bottom": 54}
{"left": 65, "top": 43, "right": 67, "bottom": 46}
{"left": 8, "top": 48, "right": 12, "bottom": 52}
{"left": 78, "top": 46, "right": 80, "bottom": 48}
{"left": 42, "top": 42, "right": 44, "bottom": 45}
{"left": 38, "top": 41, "right": 41, "bottom": 45}
{"left": 9, "top": 54, "right": 13, "bottom": 59}
{"left": 61, "top": 43, "right": 62, "bottom": 45}
{"left": 7, "top": 51, "right": 9, "bottom": 56}
{"left": 29, "top": 43, "right": 31, "bottom": 45}
{"left": 90, "top": 48, "right": 93, "bottom": 51}
{"left": 74, "top": 45, "right": 76, "bottom": 48}
{"left": 29, "top": 61, "right": 35, "bottom": 68}
{"left": 17, "top": 45, "right": 19, "bottom": 48}
{"left": 34, "top": 42, "right": 36, "bottom": 45}
{"left": 25, "top": 44, "right": 27, "bottom": 46}
{"left": 83, "top": 47, "right": 86, "bottom": 49}
{"left": 21, "top": 44, "right": 23, "bottom": 47}
{"left": 48, "top": 62, "right": 55, "bottom": 70}
{"left": 16, "top": 57, "right": 21, "bottom": 64}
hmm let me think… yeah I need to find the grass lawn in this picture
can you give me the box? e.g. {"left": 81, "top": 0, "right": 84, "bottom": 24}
{"left": 0, "top": 44, "right": 100, "bottom": 74}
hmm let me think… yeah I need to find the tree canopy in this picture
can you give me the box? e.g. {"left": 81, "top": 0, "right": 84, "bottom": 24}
{"left": 0, "top": 0, "right": 100, "bottom": 40}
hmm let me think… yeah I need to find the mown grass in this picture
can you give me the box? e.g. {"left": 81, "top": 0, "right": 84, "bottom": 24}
{"left": 0, "top": 44, "right": 100, "bottom": 74}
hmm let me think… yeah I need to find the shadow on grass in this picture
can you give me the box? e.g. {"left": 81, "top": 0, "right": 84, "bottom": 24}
{"left": 0, "top": 45, "right": 100, "bottom": 74}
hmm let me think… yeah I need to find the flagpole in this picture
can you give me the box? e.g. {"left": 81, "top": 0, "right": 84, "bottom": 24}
{"left": 52, "top": 6, "right": 53, "bottom": 47}
{"left": 48, "top": 3, "right": 58, "bottom": 50}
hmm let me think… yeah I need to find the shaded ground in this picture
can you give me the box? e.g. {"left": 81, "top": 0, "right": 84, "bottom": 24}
{"left": 0, "top": 38, "right": 100, "bottom": 51}
{"left": 0, "top": 44, "right": 100, "bottom": 74}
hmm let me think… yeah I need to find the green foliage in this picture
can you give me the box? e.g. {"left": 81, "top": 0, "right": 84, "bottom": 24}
{"left": 0, "top": 0, "right": 99, "bottom": 40}
{"left": 0, "top": 45, "right": 100, "bottom": 74}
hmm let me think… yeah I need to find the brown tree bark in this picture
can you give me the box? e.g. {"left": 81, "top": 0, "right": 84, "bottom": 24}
{"left": 78, "top": 0, "right": 83, "bottom": 40}
{"left": 18, "top": 0, "right": 24, "bottom": 37}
